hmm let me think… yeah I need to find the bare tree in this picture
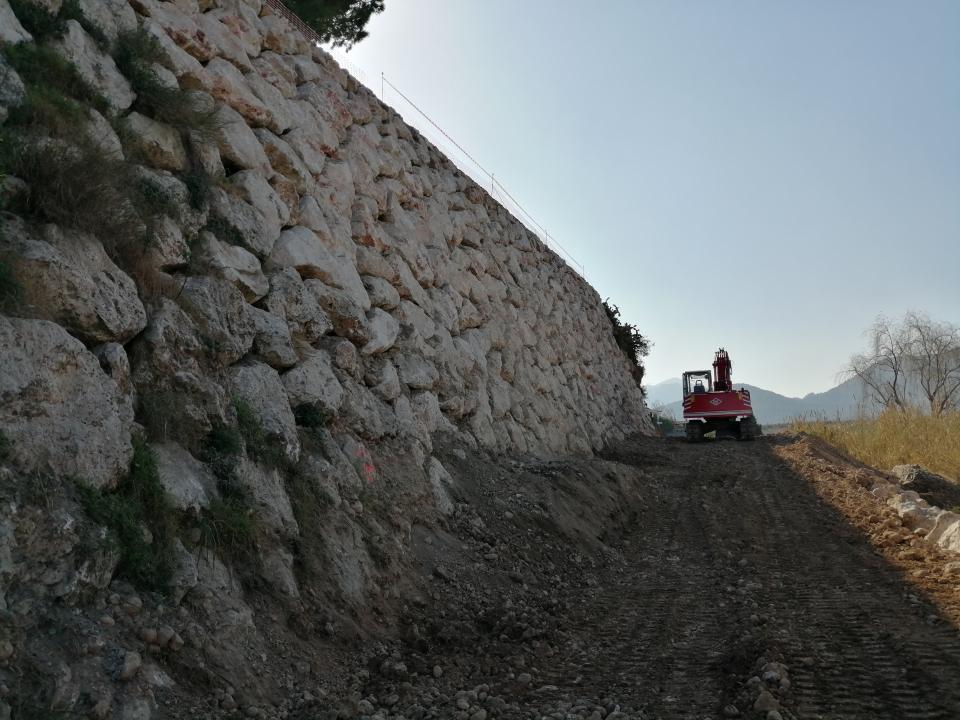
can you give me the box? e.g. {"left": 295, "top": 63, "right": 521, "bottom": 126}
{"left": 848, "top": 312, "right": 960, "bottom": 415}
{"left": 848, "top": 315, "right": 910, "bottom": 411}
{"left": 903, "top": 311, "right": 960, "bottom": 415}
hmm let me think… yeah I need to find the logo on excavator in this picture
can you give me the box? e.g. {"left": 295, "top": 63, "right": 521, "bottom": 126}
{"left": 709, "top": 398, "right": 723, "bottom": 406}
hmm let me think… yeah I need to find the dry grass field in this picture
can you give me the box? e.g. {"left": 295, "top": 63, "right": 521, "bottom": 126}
{"left": 792, "top": 409, "right": 960, "bottom": 482}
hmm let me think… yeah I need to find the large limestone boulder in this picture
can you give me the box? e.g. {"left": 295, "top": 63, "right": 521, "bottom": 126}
{"left": 244, "top": 69, "right": 293, "bottom": 135}
{"left": 145, "top": 215, "right": 189, "bottom": 271}
{"left": 260, "top": 12, "right": 309, "bottom": 55}
{"left": 53, "top": 21, "right": 134, "bottom": 112}
{"left": 363, "top": 275, "right": 400, "bottom": 310}
{"left": 365, "top": 359, "right": 401, "bottom": 402}
{"left": 204, "top": 57, "right": 272, "bottom": 127}
{"left": 394, "top": 354, "right": 440, "bottom": 391}
{"left": 83, "top": 107, "right": 124, "bottom": 161}
{"left": 1, "top": 217, "right": 147, "bottom": 345}
{"left": 128, "top": 300, "right": 229, "bottom": 447}
{"left": 76, "top": 0, "right": 137, "bottom": 43}
{"left": 305, "top": 280, "right": 369, "bottom": 345}
{"left": 0, "top": 318, "right": 134, "bottom": 488}
{"left": 249, "top": 306, "right": 297, "bottom": 369}
{"left": 134, "top": 166, "right": 208, "bottom": 237}
{"left": 235, "top": 458, "right": 298, "bottom": 537}
{"left": 151, "top": 442, "right": 215, "bottom": 511}
{"left": 143, "top": 1, "right": 217, "bottom": 63}
{"left": 208, "top": 187, "right": 278, "bottom": 259}
{"left": 194, "top": 231, "right": 268, "bottom": 302}
{"left": 362, "top": 308, "right": 399, "bottom": 355}
{"left": 281, "top": 350, "right": 343, "bottom": 415}
{"left": 207, "top": 4, "right": 265, "bottom": 60}
{"left": 141, "top": 17, "right": 209, "bottom": 89}
{"left": 169, "top": 538, "right": 199, "bottom": 605}
{"left": 120, "top": 113, "right": 188, "bottom": 172}
{"left": 225, "top": 360, "right": 300, "bottom": 463}
{"left": 214, "top": 104, "right": 273, "bottom": 176}
{"left": 251, "top": 51, "right": 297, "bottom": 98}
{"left": 265, "top": 227, "right": 367, "bottom": 308}
{"left": 175, "top": 277, "right": 255, "bottom": 367}
{"left": 427, "top": 457, "right": 455, "bottom": 516}
{"left": 196, "top": 12, "right": 253, "bottom": 72}
{"left": 283, "top": 125, "right": 329, "bottom": 176}
{"left": 93, "top": 342, "right": 132, "bottom": 396}
{"left": 262, "top": 267, "right": 332, "bottom": 344}
{"left": 338, "top": 377, "right": 398, "bottom": 440}
{"left": 0, "top": 55, "right": 25, "bottom": 124}
{"left": 928, "top": 512, "right": 960, "bottom": 554}
{"left": 226, "top": 170, "right": 289, "bottom": 241}
{"left": 258, "top": 545, "right": 299, "bottom": 599}
{"left": 254, "top": 129, "right": 313, "bottom": 193}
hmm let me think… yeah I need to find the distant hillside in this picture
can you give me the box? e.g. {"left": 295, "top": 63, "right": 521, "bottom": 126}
{"left": 648, "top": 376, "right": 872, "bottom": 425}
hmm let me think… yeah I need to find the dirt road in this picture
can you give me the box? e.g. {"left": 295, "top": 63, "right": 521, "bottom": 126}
{"left": 351, "top": 435, "right": 960, "bottom": 720}
{"left": 558, "top": 437, "right": 960, "bottom": 718}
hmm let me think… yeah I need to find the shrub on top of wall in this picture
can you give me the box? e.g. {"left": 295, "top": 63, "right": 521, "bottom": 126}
{"left": 603, "top": 299, "right": 651, "bottom": 394}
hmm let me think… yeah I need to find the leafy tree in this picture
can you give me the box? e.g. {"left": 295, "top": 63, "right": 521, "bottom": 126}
{"left": 285, "top": 0, "right": 385, "bottom": 49}
{"left": 603, "top": 299, "right": 652, "bottom": 392}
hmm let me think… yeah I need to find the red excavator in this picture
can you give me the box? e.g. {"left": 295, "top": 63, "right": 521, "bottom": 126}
{"left": 682, "top": 348, "right": 762, "bottom": 441}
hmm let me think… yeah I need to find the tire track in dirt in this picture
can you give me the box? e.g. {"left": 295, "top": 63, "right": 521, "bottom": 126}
{"left": 550, "top": 438, "right": 960, "bottom": 719}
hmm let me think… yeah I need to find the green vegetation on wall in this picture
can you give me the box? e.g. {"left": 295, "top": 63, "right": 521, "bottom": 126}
{"left": 603, "top": 299, "right": 651, "bottom": 392}
{"left": 79, "top": 438, "right": 177, "bottom": 593}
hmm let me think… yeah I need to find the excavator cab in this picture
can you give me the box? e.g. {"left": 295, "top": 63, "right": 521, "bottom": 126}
{"left": 682, "top": 371, "right": 712, "bottom": 397}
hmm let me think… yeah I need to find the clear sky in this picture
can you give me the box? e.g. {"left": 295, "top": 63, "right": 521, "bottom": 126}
{"left": 330, "top": 0, "right": 960, "bottom": 397}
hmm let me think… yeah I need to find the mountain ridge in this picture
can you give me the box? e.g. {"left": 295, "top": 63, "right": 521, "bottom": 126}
{"left": 648, "top": 376, "right": 871, "bottom": 424}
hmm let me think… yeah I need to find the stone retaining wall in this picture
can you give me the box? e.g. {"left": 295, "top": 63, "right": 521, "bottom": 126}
{"left": 0, "top": 0, "right": 652, "bottom": 492}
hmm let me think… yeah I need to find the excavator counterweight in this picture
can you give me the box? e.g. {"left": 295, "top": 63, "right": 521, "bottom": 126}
{"left": 682, "top": 348, "right": 762, "bottom": 441}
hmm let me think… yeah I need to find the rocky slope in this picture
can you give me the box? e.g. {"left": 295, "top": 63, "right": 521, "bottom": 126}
{"left": 0, "top": 0, "right": 652, "bottom": 717}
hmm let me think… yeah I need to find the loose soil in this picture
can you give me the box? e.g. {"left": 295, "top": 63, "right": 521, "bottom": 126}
{"left": 343, "top": 434, "right": 960, "bottom": 719}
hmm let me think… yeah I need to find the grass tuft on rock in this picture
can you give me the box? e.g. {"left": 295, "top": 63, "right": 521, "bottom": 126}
{"left": 0, "top": 133, "right": 144, "bottom": 249}
{"left": 233, "top": 397, "right": 288, "bottom": 469}
{"left": 0, "top": 252, "right": 22, "bottom": 312}
{"left": 113, "top": 27, "right": 221, "bottom": 138}
{"left": 7, "top": 0, "right": 66, "bottom": 40}
{"left": 2, "top": 41, "right": 109, "bottom": 117}
{"left": 5, "top": 83, "right": 90, "bottom": 135}
{"left": 200, "top": 420, "right": 244, "bottom": 483}
{"left": 8, "top": 0, "right": 111, "bottom": 45}
{"left": 202, "top": 213, "right": 246, "bottom": 248}
{"left": 198, "top": 494, "right": 258, "bottom": 561}
{"left": 182, "top": 161, "right": 219, "bottom": 211}
{"left": 294, "top": 403, "right": 328, "bottom": 430}
{"left": 0, "top": 430, "right": 11, "bottom": 462}
{"left": 79, "top": 437, "right": 178, "bottom": 593}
